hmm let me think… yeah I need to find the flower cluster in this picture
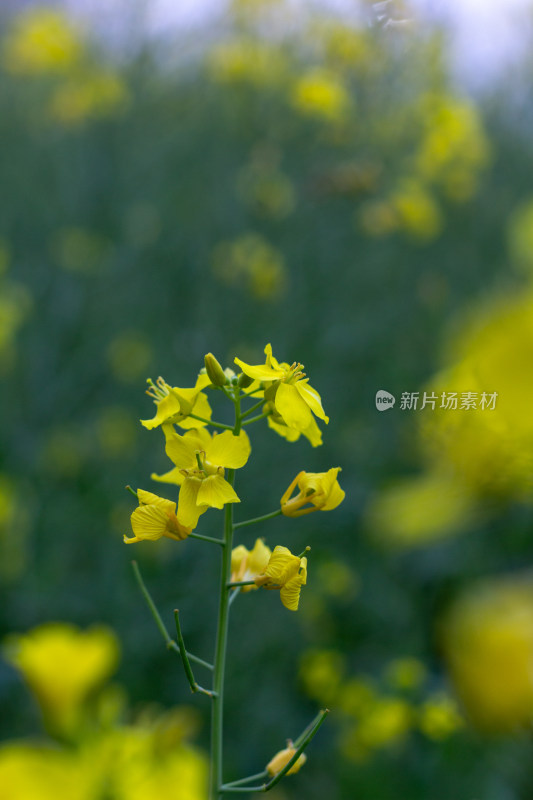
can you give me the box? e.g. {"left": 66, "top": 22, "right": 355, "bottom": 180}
{"left": 123, "top": 345, "right": 344, "bottom": 794}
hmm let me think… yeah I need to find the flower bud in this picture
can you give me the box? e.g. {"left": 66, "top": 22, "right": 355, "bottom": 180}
{"left": 266, "top": 746, "right": 307, "bottom": 777}
{"left": 237, "top": 372, "right": 254, "bottom": 388}
{"left": 204, "top": 353, "right": 227, "bottom": 387}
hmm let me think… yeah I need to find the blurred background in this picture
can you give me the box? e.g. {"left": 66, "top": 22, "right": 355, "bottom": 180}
{"left": 2, "top": 0, "right": 533, "bottom": 797}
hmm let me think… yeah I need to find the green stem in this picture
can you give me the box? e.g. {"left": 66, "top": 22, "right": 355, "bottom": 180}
{"left": 189, "top": 414, "right": 234, "bottom": 430}
{"left": 227, "top": 580, "right": 256, "bottom": 588}
{"left": 174, "top": 610, "right": 216, "bottom": 698}
{"left": 233, "top": 509, "right": 283, "bottom": 529}
{"left": 190, "top": 532, "right": 225, "bottom": 546}
{"left": 210, "top": 469, "right": 235, "bottom": 800}
{"left": 132, "top": 561, "right": 213, "bottom": 670}
{"left": 240, "top": 399, "right": 265, "bottom": 420}
{"left": 219, "top": 709, "right": 329, "bottom": 794}
{"left": 222, "top": 771, "right": 268, "bottom": 789}
{"left": 242, "top": 411, "right": 270, "bottom": 427}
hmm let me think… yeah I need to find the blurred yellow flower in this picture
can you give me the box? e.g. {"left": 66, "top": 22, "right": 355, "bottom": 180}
{"left": 3, "top": 9, "right": 82, "bottom": 76}
{"left": 96, "top": 407, "right": 137, "bottom": 459}
{"left": 141, "top": 374, "right": 212, "bottom": 431}
{"left": 299, "top": 649, "right": 345, "bottom": 705}
{"left": 266, "top": 745, "right": 307, "bottom": 777}
{"left": 4, "top": 623, "right": 119, "bottom": 737}
{"left": 153, "top": 427, "right": 251, "bottom": 528}
{"left": 354, "top": 697, "right": 412, "bottom": 750}
{"left": 390, "top": 180, "right": 443, "bottom": 242}
{"left": 107, "top": 331, "right": 153, "bottom": 383}
{"left": 281, "top": 468, "right": 344, "bottom": 517}
{"left": 442, "top": 576, "right": 533, "bottom": 733}
{"left": 291, "top": 69, "right": 349, "bottom": 122}
{"left": 416, "top": 94, "right": 490, "bottom": 202}
{"left": 230, "top": 538, "right": 271, "bottom": 592}
{"left": 50, "top": 71, "right": 129, "bottom": 125}
{"left": 420, "top": 292, "right": 533, "bottom": 500}
{"left": 51, "top": 227, "right": 113, "bottom": 274}
{"left": 365, "top": 470, "right": 477, "bottom": 549}
{"left": 211, "top": 233, "right": 287, "bottom": 300}
{"left": 255, "top": 545, "right": 307, "bottom": 611}
{"left": 0, "top": 743, "right": 92, "bottom": 800}
{"left": 508, "top": 198, "right": 533, "bottom": 275}
{"left": 418, "top": 693, "right": 463, "bottom": 740}
{"left": 208, "top": 40, "right": 287, "bottom": 88}
{"left": 384, "top": 657, "right": 427, "bottom": 691}
{"left": 124, "top": 489, "right": 192, "bottom": 544}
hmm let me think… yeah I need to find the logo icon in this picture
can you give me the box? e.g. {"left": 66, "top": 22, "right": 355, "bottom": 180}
{"left": 375, "top": 390, "right": 395, "bottom": 411}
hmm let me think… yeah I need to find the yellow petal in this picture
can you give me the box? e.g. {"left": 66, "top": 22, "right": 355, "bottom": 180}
{"left": 150, "top": 467, "right": 185, "bottom": 485}
{"left": 234, "top": 344, "right": 285, "bottom": 382}
{"left": 178, "top": 477, "right": 209, "bottom": 528}
{"left": 262, "top": 545, "right": 301, "bottom": 585}
{"left": 267, "top": 416, "right": 302, "bottom": 443}
{"left": 130, "top": 504, "right": 171, "bottom": 541}
{"left": 231, "top": 544, "right": 249, "bottom": 578}
{"left": 165, "top": 431, "right": 201, "bottom": 470}
{"left": 178, "top": 391, "right": 213, "bottom": 430}
{"left": 206, "top": 430, "right": 251, "bottom": 469}
{"left": 248, "top": 538, "right": 272, "bottom": 574}
{"left": 276, "top": 383, "right": 314, "bottom": 431}
{"left": 295, "top": 379, "right": 329, "bottom": 423}
{"left": 140, "top": 392, "right": 182, "bottom": 430}
{"left": 300, "top": 416, "right": 323, "bottom": 447}
{"left": 195, "top": 372, "right": 212, "bottom": 391}
{"left": 196, "top": 474, "right": 240, "bottom": 509}
{"left": 137, "top": 488, "right": 176, "bottom": 508}
{"left": 280, "top": 557, "right": 307, "bottom": 611}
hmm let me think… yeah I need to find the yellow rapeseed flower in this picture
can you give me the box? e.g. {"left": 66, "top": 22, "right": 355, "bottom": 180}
{"left": 235, "top": 343, "right": 328, "bottom": 446}
{"left": 291, "top": 69, "right": 349, "bottom": 122}
{"left": 141, "top": 374, "right": 212, "bottom": 431}
{"left": 266, "top": 744, "right": 307, "bottom": 777}
{"left": 281, "top": 468, "right": 344, "bottom": 517}
{"left": 255, "top": 546, "right": 307, "bottom": 610}
{"left": 231, "top": 538, "right": 271, "bottom": 591}
{"left": 3, "top": 9, "right": 82, "bottom": 76}
{"left": 153, "top": 427, "right": 251, "bottom": 528}
{"left": 124, "top": 489, "right": 192, "bottom": 544}
{"left": 3, "top": 623, "right": 118, "bottom": 737}
{"left": 442, "top": 576, "right": 533, "bottom": 732}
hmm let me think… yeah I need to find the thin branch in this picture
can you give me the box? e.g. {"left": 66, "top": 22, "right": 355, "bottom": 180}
{"left": 240, "top": 399, "right": 265, "bottom": 420}
{"left": 220, "top": 708, "right": 329, "bottom": 794}
{"left": 131, "top": 561, "right": 213, "bottom": 672}
{"left": 227, "top": 580, "right": 256, "bottom": 588}
{"left": 189, "top": 531, "right": 225, "bottom": 546}
{"left": 174, "top": 610, "right": 216, "bottom": 698}
{"left": 242, "top": 412, "right": 270, "bottom": 427}
{"left": 233, "top": 509, "right": 282, "bottom": 529}
{"left": 188, "top": 414, "right": 233, "bottom": 430}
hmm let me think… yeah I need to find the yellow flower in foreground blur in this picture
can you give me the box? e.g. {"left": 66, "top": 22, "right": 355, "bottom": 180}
{"left": 3, "top": 9, "right": 82, "bottom": 76}
{"left": 235, "top": 343, "right": 328, "bottom": 446}
{"left": 3, "top": 623, "right": 118, "bottom": 737}
{"left": 281, "top": 468, "right": 344, "bottom": 517}
{"left": 231, "top": 538, "right": 271, "bottom": 592}
{"left": 0, "top": 743, "right": 91, "bottom": 800}
{"left": 141, "top": 374, "right": 212, "bottom": 431}
{"left": 124, "top": 489, "right": 192, "bottom": 544}
{"left": 291, "top": 69, "right": 349, "bottom": 121}
{"left": 153, "top": 427, "right": 251, "bottom": 528}
{"left": 266, "top": 745, "right": 307, "bottom": 777}
{"left": 50, "top": 70, "right": 129, "bottom": 125}
{"left": 442, "top": 576, "right": 533, "bottom": 732}
{"left": 255, "top": 546, "right": 307, "bottom": 610}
